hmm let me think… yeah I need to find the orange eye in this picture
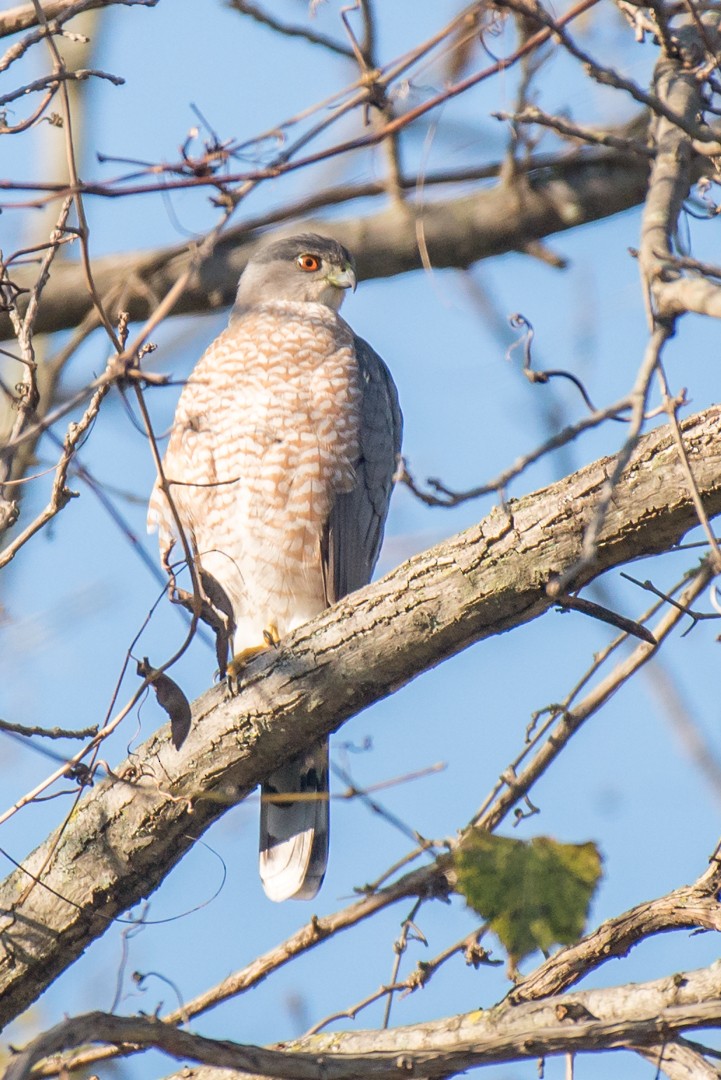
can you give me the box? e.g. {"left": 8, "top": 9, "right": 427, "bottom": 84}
{"left": 296, "top": 253, "right": 320, "bottom": 272}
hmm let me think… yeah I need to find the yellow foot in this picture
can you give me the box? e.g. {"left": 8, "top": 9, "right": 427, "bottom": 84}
{"left": 226, "top": 623, "right": 280, "bottom": 696}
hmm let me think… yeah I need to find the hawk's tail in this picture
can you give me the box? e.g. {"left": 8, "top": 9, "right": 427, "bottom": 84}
{"left": 259, "top": 740, "right": 329, "bottom": 902}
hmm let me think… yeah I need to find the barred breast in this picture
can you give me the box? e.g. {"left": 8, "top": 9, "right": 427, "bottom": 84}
{"left": 148, "top": 300, "right": 362, "bottom": 649}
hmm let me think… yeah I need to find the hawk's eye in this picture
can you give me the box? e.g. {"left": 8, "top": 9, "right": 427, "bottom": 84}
{"left": 296, "top": 254, "right": 320, "bottom": 272}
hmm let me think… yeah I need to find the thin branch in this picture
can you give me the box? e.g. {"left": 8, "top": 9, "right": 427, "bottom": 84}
{"left": 0, "top": 719, "right": 98, "bottom": 739}
{"left": 0, "top": 67, "right": 123, "bottom": 106}
{"left": 401, "top": 396, "right": 632, "bottom": 507}
{"left": 381, "top": 905, "right": 424, "bottom": 1029}
{"left": 548, "top": 323, "right": 668, "bottom": 594}
{"left": 664, "top": 250, "right": 721, "bottom": 280}
{"left": 0, "top": 89, "right": 56, "bottom": 132}
{"left": 473, "top": 561, "right": 715, "bottom": 836}
{"left": 0, "top": 196, "right": 74, "bottom": 532}
{"left": 495, "top": 104, "right": 654, "bottom": 156}
{"left": 305, "top": 980, "right": 410, "bottom": 1038}
{"left": 36, "top": 7, "right": 123, "bottom": 350}
{"left": 0, "top": 0, "right": 602, "bottom": 209}
{"left": 620, "top": 570, "right": 720, "bottom": 633}
{"left": 498, "top": 0, "right": 718, "bottom": 143}
{"left": 226, "top": 0, "right": 354, "bottom": 59}
{"left": 657, "top": 361, "right": 721, "bottom": 569}
{"left": 0, "top": 375, "right": 109, "bottom": 567}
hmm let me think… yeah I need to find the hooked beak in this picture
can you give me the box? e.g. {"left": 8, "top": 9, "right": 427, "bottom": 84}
{"left": 326, "top": 264, "right": 357, "bottom": 292}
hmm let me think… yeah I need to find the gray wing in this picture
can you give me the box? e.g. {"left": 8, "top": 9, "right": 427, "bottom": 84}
{"left": 323, "top": 334, "right": 403, "bottom": 604}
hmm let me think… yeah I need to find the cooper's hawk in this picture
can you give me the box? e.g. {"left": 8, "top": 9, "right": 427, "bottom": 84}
{"left": 148, "top": 234, "right": 402, "bottom": 901}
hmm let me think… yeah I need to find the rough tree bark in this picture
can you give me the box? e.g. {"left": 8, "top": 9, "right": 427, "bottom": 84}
{"left": 2, "top": 404, "right": 721, "bottom": 1027}
{"left": 9, "top": 960, "right": 721, "bottom": 1080}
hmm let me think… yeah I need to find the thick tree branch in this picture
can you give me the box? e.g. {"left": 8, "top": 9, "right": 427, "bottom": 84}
{"left": 37, "top": 826, "right": 721, "bottom": 1077}
{"left": 640, "top": 17, "right": 721, "bottom": 321}
{"left": 3, "top": 406, "right": 721, "bottom": 1026}
{"left": 12, "top": 961, "right": 721, "bottom": 1080}
{"left": 0, "top": 146, "right": 650, "bottom": 341}
{"left": 0, "top": 0, "right": 156, "bottom": 39}
{"left": 296, "top": 959, "right": 721, "bottom": 1075}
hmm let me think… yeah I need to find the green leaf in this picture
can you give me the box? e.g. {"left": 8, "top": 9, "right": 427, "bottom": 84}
{"left": 453, "top": 832, "right": 602, "bottom": 968}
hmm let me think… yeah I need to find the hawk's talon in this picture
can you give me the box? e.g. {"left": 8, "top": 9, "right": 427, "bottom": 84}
{"left": 225, "top": 645, "right": 264, "bottom": 698}
{"left": 225, "top": 670, "right": 239, "bottom": 699}
{"left": 225, "top": 623, "right": 281, "bottom": 697}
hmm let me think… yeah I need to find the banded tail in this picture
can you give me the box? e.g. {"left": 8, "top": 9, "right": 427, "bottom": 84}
{"left": 259, "top": 740, "right": 329, "bottom": 901}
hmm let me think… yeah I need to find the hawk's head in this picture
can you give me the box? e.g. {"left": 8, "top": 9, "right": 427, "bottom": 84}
{"left": 233, "top": 233, "right": 357, "bottom": 313}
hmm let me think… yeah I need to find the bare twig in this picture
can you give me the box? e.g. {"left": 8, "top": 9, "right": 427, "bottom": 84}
{"left": 507, "top": 312, "right": 619, "bottom": 417}
{"left": 0, "top": 66, "right": 123, "bottom": 107}
{"left": 0, "top": 719, "right": 98, "bottom": 739}
{"left": 0, "top": 0, "right": 603, "bottom": 209}
{"left": 657, "top": 362, "right": 721, "bottom": 569}
{"left": 0, "top": 196, "right": 74, "bottom": 532}
{"left": 495, "top": 105, "right": 654, "bottom": 157}
{"left": 498, "top": 0, "right": 718, "bottom": 143}
{"left": 401, "top": 396, "right": 631, "bottom": 508}
{"left": 474, "top": 559, "right": 715, "bottom": 833}
{"left": 554, "top": 592, "right": 656, "bottom": 643}
{"left": 382, "top": 898, "right": 425, "bottom": 1029}
{"left": 548, "top": 323, "right": 668, "bottom": 594}
{"left": 0, "top": 374, "right": 109, "bottom": 567}
{"left": 227, "top": 0, "right": 354, "bottom": 59}
{"left": 620, "top": 571, "right": 720, "bottom": 633}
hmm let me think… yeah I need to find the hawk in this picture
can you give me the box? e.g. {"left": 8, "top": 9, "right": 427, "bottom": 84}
{"left": 148, "top": 234, "right": 402, "bottom": 901}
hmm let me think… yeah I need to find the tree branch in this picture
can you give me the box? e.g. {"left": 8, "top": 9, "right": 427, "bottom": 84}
{"left": 639, "top": 16, "right": 721, "bottom": 321}
{"left": 226, "top": 0, "right": 355, "bottom": 59}
{"left": 36, "top": 833, "right": 721, "bottom": 1077}
{"left": 511, "top": 867, "right": 721, "bottom": 1004}
{"left": 0, "top": 0, "right": 157, "bottom": 39}
{"left": 3, "top": 406, "right": 721, "bottom": 1026}
{"left": 12, "top": 961, "right": 721, "bottom": 1080}
{"left": 0, "top": 145, "right": 650, "bottom": 340}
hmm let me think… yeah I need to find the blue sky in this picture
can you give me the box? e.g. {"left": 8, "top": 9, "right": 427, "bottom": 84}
{"left": 2, "top": 3, "right": 721, "bottom": 1078}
